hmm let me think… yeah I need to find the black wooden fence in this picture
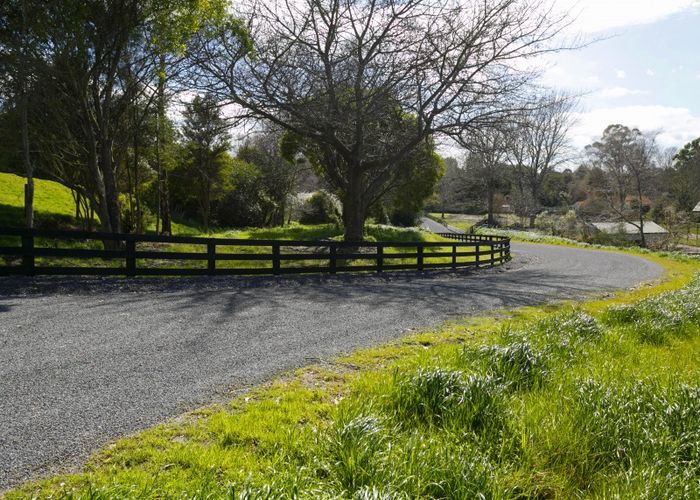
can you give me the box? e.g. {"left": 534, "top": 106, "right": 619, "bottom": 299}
{"left": 0, "top": 227, "right": 510, "bottom": 277}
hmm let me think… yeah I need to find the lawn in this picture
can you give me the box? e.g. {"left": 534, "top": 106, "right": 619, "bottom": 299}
{"left": 428, "top": 212, "right": 483, "bottom": 232}
{"left": 0, "top": 174, "right": 488, "bottom": 272}
{"left": 7, "top": 249, "right": 700, "bottom": 498}
{"left": 0, "top": 172, "right": 89, "bottom": 228}
{"left": 429, "top": 212, "right": 524, "bottom": 233}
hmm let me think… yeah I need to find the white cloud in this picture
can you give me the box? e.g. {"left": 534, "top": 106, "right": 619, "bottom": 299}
{"left": 597, "top": 86, "right": 649, "bottom": 99}
{"left": 571, "top": 105, "right": 700, "bottom": 149}
{"left": 539, "top": 63, "right": 601, "bottom": 90}
{"left": 555, "top": 0, "right": 700, "bottom": 33}
{"left": 615, "top": 69, "right": 627, "bottom": 79}
{"left": 646, "top": 69, "right": 655, "bottom": 77}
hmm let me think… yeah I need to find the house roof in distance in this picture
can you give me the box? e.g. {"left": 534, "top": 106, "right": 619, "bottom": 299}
{"left": 591, "top": 221, "right": 668, "bottom": 234}
{"left": 693, "top": 202, "right": 700, "bottom": 212}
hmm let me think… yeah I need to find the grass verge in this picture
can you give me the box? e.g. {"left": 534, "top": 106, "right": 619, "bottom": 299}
{"left": 5, "top": 246, "right": 699, "bottom": 498}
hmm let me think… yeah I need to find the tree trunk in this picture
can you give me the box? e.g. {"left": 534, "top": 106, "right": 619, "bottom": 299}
{"left": 21, "top": 94, "right": 33, "bottom": 228}
{"left": 201, "top": 183, "right": 211, "bottom": 232}
{"left": 133, "top": 119, "right": 143, "bottom": 233}
{"left": 529, "top": 184, "right": 539, "bottom": 228}
{"left": 637, "top": 187, "right": 646, "bottom": 248}
{"left": 486, "top": 185, "right": 495, "bottom": 226}
{"left": 342, "top": 186, "right": 366, "bottom": 241}
{"left": 87, "top": 136, "right": 111, "bottom": 233}
{"left": 100, "top": 135, "right": 121, "bottom": 233}
{"left": 154, "top": 54, "right": 172, "bottom": 235}
{"left": 19, "top": 0, "right": 33, "bottom": 229}
{"left": 161, "top": 168, "right": 172, "bottom": 235}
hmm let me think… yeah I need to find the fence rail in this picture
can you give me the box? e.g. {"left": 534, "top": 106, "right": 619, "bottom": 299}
{"left": 0, "top": 227, "right": 510, "bottom": 277}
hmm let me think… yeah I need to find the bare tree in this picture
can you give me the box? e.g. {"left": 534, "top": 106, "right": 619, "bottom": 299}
{"left": 458, "top": 128, "right": 510, "bottom": 226}
{"left": 434, "top": 157, "right": 463, "bottom": 218}
{"left": 509, "top": 92, "right": 576, "bottom": 227}
{"left": 192, "top": 0, "right": 570, "bottom": 240}
{"left": 586, "top": 125, "right": 659, "bottom": 247}
{"left": 238, "top": 126, "right": 310, "bottom": 227}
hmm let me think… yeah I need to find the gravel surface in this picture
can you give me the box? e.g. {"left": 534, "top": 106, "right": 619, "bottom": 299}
{"left": 0, "top": 242, "right": 663, "bottom": 490}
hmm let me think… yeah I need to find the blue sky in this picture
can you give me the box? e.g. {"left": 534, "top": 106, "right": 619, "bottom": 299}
{"left": 545, "top": 0, "right": 700, "bottom": 149}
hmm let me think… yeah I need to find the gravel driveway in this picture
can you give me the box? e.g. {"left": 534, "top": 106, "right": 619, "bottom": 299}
{"left": 0, "top": 243, "right": 663, "bottom": 489}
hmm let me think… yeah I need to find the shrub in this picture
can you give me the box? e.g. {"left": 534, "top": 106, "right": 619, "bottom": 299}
{"left": 534, "top": 210, "right": 585, "bottom": 239}
{"left": 299, "top": 191, "right": 341, "bottom": 225}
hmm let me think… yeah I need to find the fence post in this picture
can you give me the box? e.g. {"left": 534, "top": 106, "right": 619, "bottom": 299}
{"left": 475, "top": 244, "right": 480, "bottom": 267}
{"left": 329, "top": 244, "right": 337, "bottom": 274}
{"left": 377, "top": 244, "right": 384, "bottom": 273}
{"left": 207, "top": 242, "right": 216, "bottom": 275}
{"left": 21, "top": 230, "right": 34, "bottom": 276}
{"left": 452, "top": 245, "right": 457, "bottom": 269}
{"left": 272, "top": 242, "right": 281, "bottom": 275}
{"left": 126, "top": 239, "right": 136, "bottom": 277}
{"left": 417, "top": 245, "right": 424, "bottom": 271}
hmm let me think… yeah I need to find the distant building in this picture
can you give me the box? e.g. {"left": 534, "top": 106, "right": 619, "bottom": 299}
{"left": 693, "top": 202, "right": 700, "bottom": 213}
{"left": 588, "top": 221, "right": 669, "bottom": 245}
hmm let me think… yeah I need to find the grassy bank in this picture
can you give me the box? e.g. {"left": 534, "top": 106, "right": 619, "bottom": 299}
{"left": 6, "top": 249, "right": 699, "bottom": 498}
{"left": 0, "top": 172, "right": 90, "bottom": 228}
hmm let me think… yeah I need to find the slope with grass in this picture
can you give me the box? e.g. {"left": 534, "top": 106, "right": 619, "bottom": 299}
{"left": 0, "top": 172, "right": 83, "bottom": 228}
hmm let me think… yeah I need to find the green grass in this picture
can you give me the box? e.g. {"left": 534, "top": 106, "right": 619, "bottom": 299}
{"left": 6, "top": 248, "right": 700, "bottom": 498}
{"left": 0, "top": 172, "right": 90, "bottom": 228}
{"left": 3, "top": 218, "right": 487, "bottom": 272}
{"left": 429, "top": 212, "right": 483, "bottom": 232}
{"left": 1, "top": 173, "right": 482, "bottom": 271}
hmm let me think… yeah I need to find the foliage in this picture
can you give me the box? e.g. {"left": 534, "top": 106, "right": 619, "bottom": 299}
{"left": 0, "top": 0, "right": 245, "bottom": 234}
{"left": 384, "top": 148, "right": 445, "bottom": 227}
{"left": 179, "top": 93, "right": 231, "bottom": 229}
{"left": 299, "top": 191, "right": 341, "bottom": 225}
{"left": 585, "top": 124, "right": 660, "bottom": 246}
{"left": 237, "top": 128, "right": 307, "bottom": 227}
{"left": 533, "top": 210, "right": 584, "bottom": 239}
{"left": 669, "top": 137, "right": 700, "bottom": 211}
{"left": 193, "top": 0, "right": 567, "bottom": 240}
{"left": 214, "top": 158, "right": 267, "bottom": 228}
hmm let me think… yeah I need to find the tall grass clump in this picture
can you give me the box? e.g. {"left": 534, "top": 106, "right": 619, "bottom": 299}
{"left": 386, "top": 434, "right": 497, "bottom": 499}
{"left": 391, "top": 368, "right": 505, "bottom": 436}
{"left": 603, "top": 276, "right": 700, "bottom": 344}
{"left": 562, "top": 379, "right": 700, "bottom": 489}
{"left": 465, "top": 341, "right": 549, "bottom": 391}
{"left": 326, "top": 414, "right": 386, "bottom": 492}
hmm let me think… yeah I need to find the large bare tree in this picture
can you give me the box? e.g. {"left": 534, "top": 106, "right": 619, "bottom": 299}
{"left": 586, "top": 125, "right": 659, "bottom": 247}
{"left": 509, "top": 92, "right": 576, "bottom": 227}
{"left": 192, "top": 0, "right": 570, "bottom": 240}
{"left": 458, "top": 128, "right": 510, "bottom": 226}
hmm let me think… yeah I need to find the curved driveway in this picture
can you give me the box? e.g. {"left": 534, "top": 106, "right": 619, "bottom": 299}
{"left": 0, "top": 242, "right": 663, "bottom": 489}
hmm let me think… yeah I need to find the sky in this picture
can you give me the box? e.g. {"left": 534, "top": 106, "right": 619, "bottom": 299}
{"left": 544, "top": 0, "right": 700, "bottom": 150}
